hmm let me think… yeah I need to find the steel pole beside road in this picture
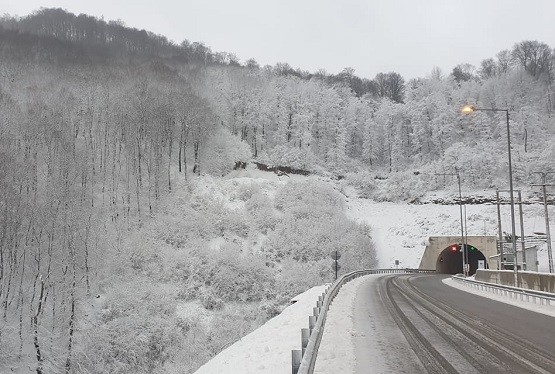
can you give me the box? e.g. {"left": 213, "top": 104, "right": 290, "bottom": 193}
{"left": 543, "top": 183, "right": 554, "bottom": 273}
{"left": 462, "top": 107, "right": 518, "bottom": 284}
{"left": 457, "top": 173, "right": 466, "bottom": 276}
{"left": 518, "top": 190, "right": 526, "bottom": 270}
{"left": 532, "top": 171, "right": 554, "bottom": 273}
{"left": 504, "top": 110, "right": 519, "bottom": 286}
{"left": 496, "top": 190, "right": 504, "bottom": 270}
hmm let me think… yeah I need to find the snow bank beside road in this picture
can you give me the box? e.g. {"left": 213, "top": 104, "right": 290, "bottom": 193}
{"left": 313, "top": 275, "right": 368, "bottom": 374}
{"left": 194, "top": 285, "right": 328, "bottom": 374}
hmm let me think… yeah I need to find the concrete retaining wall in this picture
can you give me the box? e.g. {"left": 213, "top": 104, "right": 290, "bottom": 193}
{"left": 475, "top": 269, "right": 555, "bottom": 293}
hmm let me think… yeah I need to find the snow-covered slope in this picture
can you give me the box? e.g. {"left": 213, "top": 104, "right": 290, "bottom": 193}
{"left": 194, "top": 285, "right": 328, "bottom": 374}
{"left": 346, "top": 195, "right": 553, "bottom": 271}
{"left": 193, "top": 183, "right": 554, "bottom": 372}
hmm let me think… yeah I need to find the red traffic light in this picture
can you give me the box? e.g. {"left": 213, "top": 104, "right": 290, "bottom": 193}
{"left": 451, "top": 245, "right": 458, "bottom": 252}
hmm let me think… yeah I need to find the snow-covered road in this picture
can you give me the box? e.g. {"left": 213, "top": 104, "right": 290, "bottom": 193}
{"left": 314, "top": 274, "right": 423, "bottom": 373}
{"left": 315, "top": 273, "right": 555, "bottom": 373}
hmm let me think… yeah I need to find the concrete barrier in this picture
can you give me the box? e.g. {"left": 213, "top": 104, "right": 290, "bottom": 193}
{"left": 475, "top": 269, "right": 555, "bottom": 293}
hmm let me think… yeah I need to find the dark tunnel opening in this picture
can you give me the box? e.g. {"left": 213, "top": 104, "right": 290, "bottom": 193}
{"left": 436, "top": 244, "right": 487, "bottom": 275}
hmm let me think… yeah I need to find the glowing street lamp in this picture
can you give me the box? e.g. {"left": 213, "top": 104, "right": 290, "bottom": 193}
{"left": 460, "top": 105, "right": 476, "bottom": 115}
{"left": 461, "top": 105, "right": 519, "bottom": 285}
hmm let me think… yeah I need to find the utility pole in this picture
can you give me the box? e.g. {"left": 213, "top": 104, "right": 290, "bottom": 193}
{"left": 532, "top": 171, "right": 554, "bottom": 273}
{"left": 464, "top": 204, "right": 469, "bottom": 273}
{"left": 496, "top": 190, "right": 504, "bottom": 270}
{"left": 518, "top": 191, "right": 526, "bottom": 270}
{"left": 436, "top": 169, "right": 466, "bottom": 276}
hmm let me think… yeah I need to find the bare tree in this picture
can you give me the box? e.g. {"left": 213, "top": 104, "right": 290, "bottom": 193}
{"left": 374, "top": 72, "right": 405, "bottom": 103}
{"left": 496, "top": 49, "right": 512, "bottom": 74}
{"left": 452, "top": 63, "right": 476, "bottom": 83}
{"left": 512, "top": 40, "right": 553, "bottom": 81}
{"left": 479, "top": 58, "right": 497, "bottom": 79}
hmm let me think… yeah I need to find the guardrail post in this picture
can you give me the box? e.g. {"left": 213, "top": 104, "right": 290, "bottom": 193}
{"left": 309, "top": 315, "right": 316, "bottom": 336}
{"left": 292, "top": 350, "right": 301, "bottom": 374}
{"left": 301, "top": 328, "right": 309, "bottom": 357}
{"left": 313, "top": 307, "right": 319, "bottom": 319}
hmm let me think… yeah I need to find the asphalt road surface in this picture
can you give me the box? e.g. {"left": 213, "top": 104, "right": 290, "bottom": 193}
{"left": 353, "top": 274, "right": 555, "bottom": 374}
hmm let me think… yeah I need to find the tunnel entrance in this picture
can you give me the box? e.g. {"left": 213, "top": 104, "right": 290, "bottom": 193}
{"left": 436, "top": 244, "right": 487, "bottom": 275}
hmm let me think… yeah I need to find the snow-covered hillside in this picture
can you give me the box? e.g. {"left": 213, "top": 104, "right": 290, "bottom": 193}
{"left": 194, "top": 284, "right": 329, "bottom": 374}
{"left": 346, "top": 194, "right": 553, "bottom": 271}
{"left": 193, "top": 180, "right": 554, "bottom": 373}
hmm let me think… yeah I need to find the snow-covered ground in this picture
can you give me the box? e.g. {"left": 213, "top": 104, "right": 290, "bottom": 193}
{"left": 346, "top": 194, "right": 553, "bottom": 271}
{"left": 194, "top": 284, "right": 328, "bottom": 374}
{"left": 313, "top": 276, "right": 370, "bottom": 374}
{"left": 195, "top": 270, "right": 555, "bottom": 374}
{"left": 194, "top": 184, "right": 554, "bottom": 373}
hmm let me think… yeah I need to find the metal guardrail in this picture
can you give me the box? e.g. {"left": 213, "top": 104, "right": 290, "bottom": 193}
{"left": 292, "top": 271, "right": 555, "bottom": 374}
{"left": 451, "top": 275, "right": 555, "bottom": 306}
{"left": 292, "top": 268, "right": 436, "bottom": 374}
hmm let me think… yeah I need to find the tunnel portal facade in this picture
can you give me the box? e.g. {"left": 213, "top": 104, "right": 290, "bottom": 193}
{"left": 419, "top": 236, "right": 497, "bottom": 275}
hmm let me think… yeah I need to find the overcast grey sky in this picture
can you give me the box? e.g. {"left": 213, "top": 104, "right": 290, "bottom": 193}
{"left": 3, "top": 0, "right": 555, "bottom": 79}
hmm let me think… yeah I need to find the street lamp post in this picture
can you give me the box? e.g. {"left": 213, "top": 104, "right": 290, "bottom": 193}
{"left": 461, "top": 105, "right": 519, "bottom": 286}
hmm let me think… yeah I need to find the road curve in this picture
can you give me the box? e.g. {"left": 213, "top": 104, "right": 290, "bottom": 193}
{"left": 353, "top": 274, "right": 555, "bottom": 374}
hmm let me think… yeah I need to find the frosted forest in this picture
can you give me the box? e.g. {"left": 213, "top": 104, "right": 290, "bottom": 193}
{"left": 0, "top": 8, "right": 554, "bottom": 373}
